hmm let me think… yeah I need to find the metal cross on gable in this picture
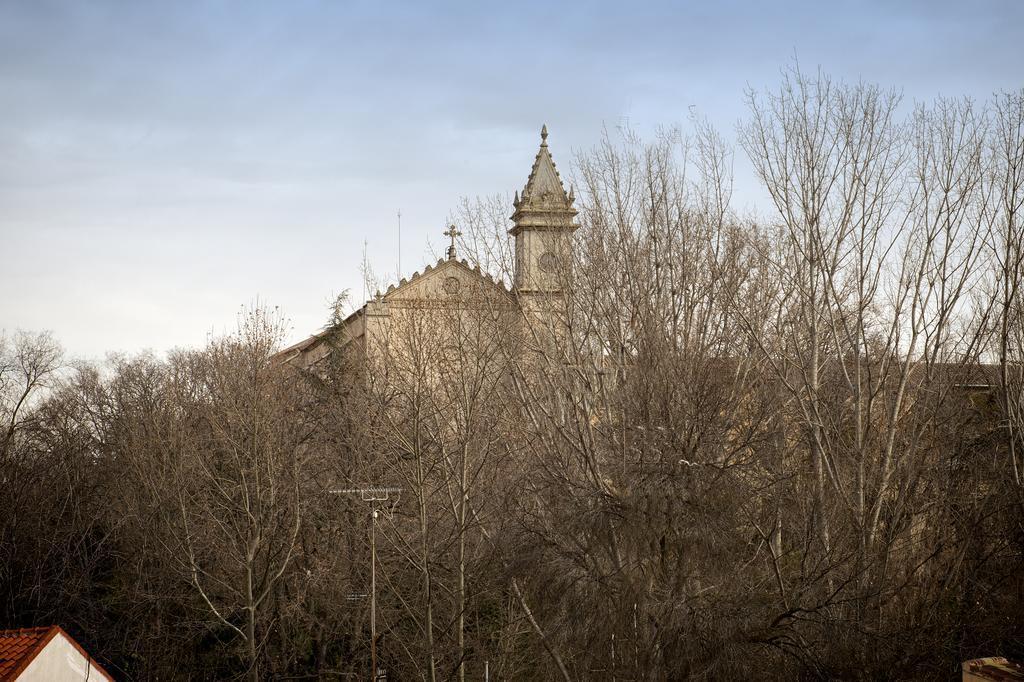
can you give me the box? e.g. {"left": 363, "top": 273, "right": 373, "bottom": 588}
{"left": 445, "top": 223, "right": 461, "bottom": 260}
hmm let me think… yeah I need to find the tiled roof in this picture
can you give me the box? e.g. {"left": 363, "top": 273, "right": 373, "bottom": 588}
{"left": 0, "top": 625, "right": 113, "bottom": 681}
{"left": 963, "top": 657, "right": 1024, "bottom": 680}
{"left": 0, "top": 626, "right": 54, "bottom": 680}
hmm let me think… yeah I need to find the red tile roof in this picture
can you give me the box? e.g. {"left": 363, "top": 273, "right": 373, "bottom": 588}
{"left": 0, "top": 626, "right": 54, "bottom": 680}
{"left": 0, "top": 625, "right": 113, "bottom": 681}
{"left": 964, "top": 657, "right": 1024, "bottom": 681}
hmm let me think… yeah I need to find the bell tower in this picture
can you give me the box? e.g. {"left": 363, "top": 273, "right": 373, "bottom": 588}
{"left": 511, "top": 125, "right": 577, "bottom": 353}
{"left": 511, "top": 125, "right": 578, "bottom": 295}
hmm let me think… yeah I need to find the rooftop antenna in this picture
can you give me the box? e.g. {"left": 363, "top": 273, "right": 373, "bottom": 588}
{"left": 397, "top": 209, "right": 402, "bottom": 279}
{"left": 331, "top": 486, "right": 403, "bottom": 681}
{"left": 362, "top": 239, "right": 368, "bottom": 304}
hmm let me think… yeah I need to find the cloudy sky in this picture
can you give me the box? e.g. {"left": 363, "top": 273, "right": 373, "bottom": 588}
{"left": 1, "top": 0, "right": 1022, "bottom": 360}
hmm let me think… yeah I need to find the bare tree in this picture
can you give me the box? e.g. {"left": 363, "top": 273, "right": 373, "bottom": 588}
{"left": 990, "top": 89, "right": 1024, "bottom": 488}
{"left": 3, "top": 69, "right": 1023, "bottom": 682}
{"left": 0, "top": 331, "right": 62, "bottom": 462}
{"left": 359, "top": 267, "right": 519, "bottom": 680}
{"left": 113, "top": 307, "right": 313, "bottom": 681}
{"left": 0, "top": 331, "right": 64, "bottom": 621}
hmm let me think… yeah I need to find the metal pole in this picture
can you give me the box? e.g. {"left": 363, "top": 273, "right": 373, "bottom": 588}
{"left": 370, "top": 506, "right": 377, "bottom": 681}
{"left": 330, "top": 487, "right": 401, "bottom": 681}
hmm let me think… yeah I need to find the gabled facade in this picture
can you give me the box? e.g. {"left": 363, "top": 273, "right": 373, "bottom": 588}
{"left": 278, "top": 126, "right": 578, "bottom": 369}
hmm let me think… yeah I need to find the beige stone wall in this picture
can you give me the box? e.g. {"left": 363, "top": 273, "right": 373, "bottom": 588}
{"left": 358, "top": 260, "right": 520, "bottom": 417}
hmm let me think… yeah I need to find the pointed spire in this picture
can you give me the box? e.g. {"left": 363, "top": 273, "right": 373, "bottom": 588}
{"left": 510, "top": 124, "right": 577, "bottom": 235}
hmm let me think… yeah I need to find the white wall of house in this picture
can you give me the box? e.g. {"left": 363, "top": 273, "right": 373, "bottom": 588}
{"left": 17, "top": 632, "right": 112, "bottom": 681}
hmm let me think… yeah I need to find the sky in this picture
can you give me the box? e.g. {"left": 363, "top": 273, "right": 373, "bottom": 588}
{"left": 1, "top": 0, "right": 1022, "bottom": 361}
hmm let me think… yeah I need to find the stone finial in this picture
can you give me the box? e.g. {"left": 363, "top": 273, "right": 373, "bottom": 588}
{"left": 540, "top": 124, "right": 548, "bottom": 145}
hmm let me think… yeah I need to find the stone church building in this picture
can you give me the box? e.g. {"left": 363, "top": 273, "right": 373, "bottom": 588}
{"left": 278, "top": 126, "right": 577, "bottom": 368}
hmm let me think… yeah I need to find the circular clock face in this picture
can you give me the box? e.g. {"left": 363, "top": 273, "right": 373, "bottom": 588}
{"left": 443, "top": 276, "right": 461, "bottom": 294}
{"left": 538, "top": 251, "right": 558, "bottom": 273}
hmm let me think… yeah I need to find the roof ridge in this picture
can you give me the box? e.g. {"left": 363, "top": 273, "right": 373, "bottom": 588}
{"left": 377, "top": 256, "right": 513, "bottom": 301}
{"left": 0, "top": 626, "right": 54, "bottom": 634}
